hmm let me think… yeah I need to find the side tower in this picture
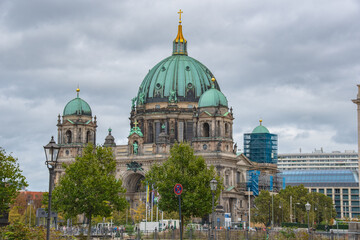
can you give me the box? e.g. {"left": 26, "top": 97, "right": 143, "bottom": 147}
{"left": 192, "top": 77, "right": 234, "bottom": 153}
{"left": 55, "top": 88, "right": 97, "bottom": 183}
{"left": 244, "top": 120, "right": 278, "bottom": 164}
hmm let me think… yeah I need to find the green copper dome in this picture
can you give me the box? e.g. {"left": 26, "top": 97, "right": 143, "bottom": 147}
{"left": 136, "top": 22, "right": 220, "bottom": 105}
{"left": 252, "top": 120, "right": 270, "bottom": 134}
{"left": 63, "top": 89, "right": 92, "bottom": 116}
{"left": 198, "top": 82, "right": 228, "bottom": 108}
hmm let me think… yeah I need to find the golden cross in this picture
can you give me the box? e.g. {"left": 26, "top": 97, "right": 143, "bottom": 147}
{"left": 178, "top": 9, "right": 183, "bottom": 22}
{"left": 134, "top": 120, "right": 138, "bottom": 129}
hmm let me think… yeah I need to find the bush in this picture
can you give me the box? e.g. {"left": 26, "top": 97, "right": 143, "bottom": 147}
{"left": 281, "top": 222, "right": 308, "bottom": 228}
{"left": 0, "top": 222, "right": 65, "bottom": 240}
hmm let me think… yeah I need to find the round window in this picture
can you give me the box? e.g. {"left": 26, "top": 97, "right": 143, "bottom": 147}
{"left": 155, "top": 83, "right": 162, "bottom": 90}
{"left": 203, "top": 144, "right": 207, "bottom": 150}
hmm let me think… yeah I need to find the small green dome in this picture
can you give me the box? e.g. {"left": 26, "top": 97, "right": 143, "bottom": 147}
{"left": 63, "top": 90, "right": 92, "bottom": 116}
{"left": 198, "top": 85, "right": 228, "bottom": 108}
{"left": 252, "top": 120, "right": 270, "bottom": 134}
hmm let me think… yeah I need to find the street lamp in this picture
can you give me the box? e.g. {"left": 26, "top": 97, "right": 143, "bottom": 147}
{"left": 210, "top": 178, "right": 218, "bottom": 240}
{"left": 305, "top": 202, "right": 311, "bottom": 234}
{"left": 44, "top": 136, "right": 60, "bottom": 240}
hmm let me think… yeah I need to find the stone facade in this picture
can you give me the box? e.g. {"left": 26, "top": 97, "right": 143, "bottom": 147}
{"left": 52, "top": 16, "right": 278, "bottom": 224}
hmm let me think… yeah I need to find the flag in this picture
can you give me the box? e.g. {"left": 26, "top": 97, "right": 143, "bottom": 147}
{"left": 146, "top": 184, "right": 149, "bottom": 203}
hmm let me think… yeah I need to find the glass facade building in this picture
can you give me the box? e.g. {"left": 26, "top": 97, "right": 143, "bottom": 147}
{"left": 281, "top": 169, "right": 359, "bottom": 219}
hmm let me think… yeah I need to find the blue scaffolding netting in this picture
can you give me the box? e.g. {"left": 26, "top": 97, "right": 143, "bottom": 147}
{"left": 244, "top": 133, "right": 278, "bottom": 164}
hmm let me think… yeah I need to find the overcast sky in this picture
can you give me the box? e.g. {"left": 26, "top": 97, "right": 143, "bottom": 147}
{"left": 1, "top": 0, "right": 360, "bottom": 191}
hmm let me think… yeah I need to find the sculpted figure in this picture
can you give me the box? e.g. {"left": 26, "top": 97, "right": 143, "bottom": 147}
{"left": 138, "top": 93, "right": 145, "bottom": 105}
{"left": 133, "top": 142, "right": 138, "bottom": 154}
{"left": 168, "top": 90, "right": 177, "bottom": 103}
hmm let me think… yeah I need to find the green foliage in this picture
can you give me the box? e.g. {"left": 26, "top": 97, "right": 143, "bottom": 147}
{"left": 0, "top": 222, "right": 66, "bottom": 240}
{"left": 52, "top": 144, "right": 128, "bottom": 239}
{"left": 0, "top": 148, "right": 28, "bottom": 215}
{"left": 279, "top": 227, "right": 296, "bottom": 239}
{"left": 253, "top": 185, "right": 336, "bottom": 226}
{"left": 145, "top": 142, "right": 222, "bottom": 220}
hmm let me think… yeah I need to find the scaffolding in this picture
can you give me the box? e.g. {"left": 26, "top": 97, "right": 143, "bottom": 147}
{"left": 244, "top": 133, "right": 278, "bottom": 164}
{"left": 247, "top": 170, "right": 283, "bottom": 196}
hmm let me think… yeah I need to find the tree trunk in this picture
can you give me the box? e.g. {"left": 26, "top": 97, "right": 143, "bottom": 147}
{"left": 87, "top": 214, "right": 92, "bottom": 240}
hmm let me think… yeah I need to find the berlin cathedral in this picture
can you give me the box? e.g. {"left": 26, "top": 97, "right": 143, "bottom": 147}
{"left": 53, "top": 12, "right": 277, "bottom": 223}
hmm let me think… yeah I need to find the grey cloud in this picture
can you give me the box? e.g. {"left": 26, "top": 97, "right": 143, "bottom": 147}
{"left": 1, "top": 0, "right": 359, "bottom": 190}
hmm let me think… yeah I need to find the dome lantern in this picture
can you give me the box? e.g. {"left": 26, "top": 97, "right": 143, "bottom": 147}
{"left": 173, "top": 9, "right": 187, "bottom": 56}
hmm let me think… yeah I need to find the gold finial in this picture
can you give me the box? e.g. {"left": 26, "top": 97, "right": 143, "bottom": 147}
{"left": 76, "top": 87, "right": 80, "bottom": 98}
{"left": 178, "top": 9, "right": 183, "bottom": 24}
{"left": 259, "top": 119, "right": 263, "bottom": 125}
{"left": 134, "top": 120, "right": 139, "bottom": 129}
{"left": 211, "top": 77, "right": 216, "bottom": 82}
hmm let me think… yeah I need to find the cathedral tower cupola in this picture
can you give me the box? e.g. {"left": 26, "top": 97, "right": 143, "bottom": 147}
{"left": 63, "top": 88, "right": 92, "bottom": 116}
{"left": 173, "top": 9, "right": 187, "bottom": 56}
{"left": 57, "top": 88, "right": 97, "bottom": 147}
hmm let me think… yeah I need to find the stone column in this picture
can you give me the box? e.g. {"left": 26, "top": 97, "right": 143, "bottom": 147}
{"left": 352, "top": 85, "right": 360, "bottom": 181}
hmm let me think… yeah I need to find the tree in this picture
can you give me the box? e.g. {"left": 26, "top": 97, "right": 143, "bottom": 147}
{"left": 253, "top": 185, "right": 336, "bottom": 226}
{"left": 145, "top": 142, "right": 222, "bottom": 237}
{"left": 0, "top": 148, "right": 28, "bottom": 216}
{"left": 132, "top": 202, "right": 146, "bottom": 223}
{"left": 52, "top": 144, "right": 128, "bottom": 240}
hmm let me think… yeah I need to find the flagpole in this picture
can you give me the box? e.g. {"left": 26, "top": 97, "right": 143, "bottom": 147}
{"left": 146, "top": 183, "right": 149, "bottom": 232}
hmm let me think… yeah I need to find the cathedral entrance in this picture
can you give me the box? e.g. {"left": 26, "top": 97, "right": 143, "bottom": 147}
{"left": 124, "top": 173, "right": 146, "bottom": 209}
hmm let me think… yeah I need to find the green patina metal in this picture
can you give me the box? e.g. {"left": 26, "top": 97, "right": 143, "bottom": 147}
{"left": 128, "top": 126, "right": 143, "bottom": 137}
{"left": 252, "top": 125, "right": 270, "bottom": 134}
{"left": 204, "top": 111, "right": 212, "bottom": 116}
{"left": 63, "top": 97, "right": 92, "bottom": 116}
{"left": 126, "top": 161, "right": 143, "bottom": 172}
{"left": 226, "top": 186, "right": 235, "bottom": 191}
{"left": 136, "top": 54, "right": 221, "bottom": 105}
{"left": 198, "top": 84, "right": 228, "bottom": 108}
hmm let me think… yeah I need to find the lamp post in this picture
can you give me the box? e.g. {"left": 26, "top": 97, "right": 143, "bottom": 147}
{"left": 305, "top": 202, "right": 311, "bottom": 236}
{"left": 210, "top": 178, "right": 218, "bottom": 240}
{"left": 44, "top": 136, "right": 60, "bottom": 240}
{"left": 279, "top": 201, "right": 283, "bottom": 225}
{"left": 28, "top": 200, "right": 33, "bottom": 228}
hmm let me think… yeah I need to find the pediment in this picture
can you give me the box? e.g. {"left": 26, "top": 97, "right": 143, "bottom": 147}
{"left": 236, "top": 153, "right": 253, "bottom": 167}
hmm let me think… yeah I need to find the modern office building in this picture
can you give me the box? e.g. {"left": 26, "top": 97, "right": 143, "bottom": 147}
{"left": 278, "top": 150, "right": 358, "bottom": 171}
{"left": 280, "top": 169, "right": 359, "bottom": 219}
{"left": 278, "top": 149, "right": 359, "bottom": 219}
{"left": 244, "top": 120, "right": 278, "bottom": 164}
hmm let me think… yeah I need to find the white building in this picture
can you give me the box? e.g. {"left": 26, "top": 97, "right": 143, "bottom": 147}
{"left": 278, "top": 150, "right": 358, "bottom": 171}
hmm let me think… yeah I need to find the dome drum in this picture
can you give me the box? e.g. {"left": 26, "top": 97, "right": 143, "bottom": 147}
{"left": 136, "top": 55, "right": 220, "bottom": 106}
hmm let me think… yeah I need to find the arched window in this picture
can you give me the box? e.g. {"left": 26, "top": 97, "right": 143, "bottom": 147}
{"left": 86, "top": 131, "right": 91, "bottom": 143}
{"left": 236, "top": 172, "right": 241, "bottom": 184}
{"left": 78, "top": 128, "right": 82, "bottom": 142}
{"left": 203, "top": 123, "right": 210, "bottom": 137}
{"left": 66, "top": 130, "right": 72, "bottom": 143}
{"left": 225, "top": 123, "right": 229, "bottom": 137}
